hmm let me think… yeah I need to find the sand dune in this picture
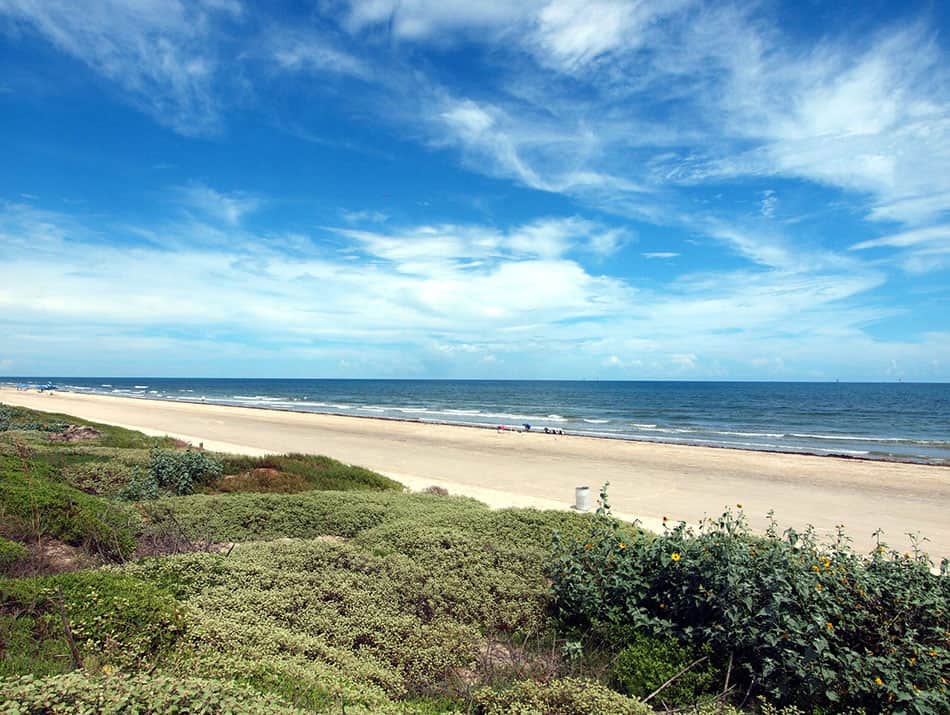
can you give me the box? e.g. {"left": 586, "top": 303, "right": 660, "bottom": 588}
{"left": 3, "top": 386, "right": 948, "bottom": 558}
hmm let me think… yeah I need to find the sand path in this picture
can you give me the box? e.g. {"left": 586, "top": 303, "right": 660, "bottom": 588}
{"left": 3, "top": 387, "right": 948, "bottom": 559}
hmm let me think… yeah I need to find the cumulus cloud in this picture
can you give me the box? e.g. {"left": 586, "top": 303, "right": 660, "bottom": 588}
{"left": 1, "top": 200, "right": 939, "bottom": 378}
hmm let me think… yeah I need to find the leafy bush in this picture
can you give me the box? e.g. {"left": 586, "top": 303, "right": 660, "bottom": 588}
{"left": 121, "top": 448, "right": 222, "bottom": 500}
{"left": 216, "top": 453, "right": 402, "bottom": 493}
{"left": 0, "top": 539, "right": 27, "bottom": 575}
{"left": 149, "top": 448, "right": 223, "bottom": 495}
{"left": 0, "top": 571, "right": 184, "bottom": 676}
{"left": 0, "top": 672, "right": 303, "bottom": 714}
{"left": 472, "top": 677, "right": 650, "bottom": 714}
{"left": 611, "top": 632, "right": 719, "bottom": 708}
{"left": 551, "top": 487, "right": 950, "bottom": 714}
{"left": 0, "top": 454, "right": 139, "bottom": 560}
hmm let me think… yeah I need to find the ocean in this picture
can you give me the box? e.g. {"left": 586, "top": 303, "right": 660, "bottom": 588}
{"left": 4, "top": 378, "right": 949, "bottom": 465}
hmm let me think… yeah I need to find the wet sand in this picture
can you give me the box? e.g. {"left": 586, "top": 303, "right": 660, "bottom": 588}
{"left": 3, "top": 386, "right": 949, "bottom": 558}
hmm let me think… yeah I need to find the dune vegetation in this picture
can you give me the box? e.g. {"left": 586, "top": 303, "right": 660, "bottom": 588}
{"left": 0, "top": 403, "right": 947, "bottom": 714}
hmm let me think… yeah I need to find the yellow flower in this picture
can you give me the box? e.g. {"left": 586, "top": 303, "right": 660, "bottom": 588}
{"left": 909, "top": 657, "right": 917, "bottom": 665}
{"left": 826, "top": 622, "right": 834, "bottom": 630}
{"left": 812, "top": 565, "right": 820, "bottom": 572}
{"left": 584, "top": 543, "right": 592, "bottom": 550}
{"left": 671, "top": 552, "right": 681, "bottom": 561}
{"left": 823, "top": 558, "right": 831, "bottom": 569}
{"left": 618, "top": 542, "right": 626, "bottom": 550}
{"left": 816, "top": 584, "right": 822, "bottom": 591}
{"left": 875, "top": 677, "right": 884, "bottom": 686}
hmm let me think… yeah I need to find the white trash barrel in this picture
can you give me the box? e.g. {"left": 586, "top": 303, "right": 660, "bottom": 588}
{"left": 574, "top": 486, "right": 592, "bottom": 512}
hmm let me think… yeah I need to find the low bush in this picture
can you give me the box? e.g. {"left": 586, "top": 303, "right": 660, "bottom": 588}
{"left": 611, "top": 632, "right": 720, "bottom": 708}
{"left": 0, "top": 570, "right": 184, "bottom": 676}
{"left": 0, "top": 539, "right": 27, "bottom": 575}
{"left": 354, "top": 521, "right": 551, "bottom": 633}
{"left": 120, "top": 448, "right": 223, "bottom": 500}
{"left": 0, "top": 672, "right": 303, "bottom": 714}
{"left": 0, "top": 454, "right": 139, "bottom": 560}
{"left": 128, "top": 540, "right": 480, "bottom": 700}
{"left": 61, "top": 460, "right": 134, "bottom": 497}
{"left": 0, "top": 404, "right": 162, "bottom": 450}
{"left": 472, "top": 677, "right": 650, "bottom": 714}
{"left": 142, "top": 490, "right": 602, "bottom": 548}
{"left": 551, "top": 486, "right": 950, "bottom": 714}
{"left": 217, "top": 453, "right": 402, "bottom": 493}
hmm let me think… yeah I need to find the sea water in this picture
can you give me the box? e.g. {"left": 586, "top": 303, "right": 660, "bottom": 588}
{"left": 4, "top": 378, "right": 948, "bottom": 465}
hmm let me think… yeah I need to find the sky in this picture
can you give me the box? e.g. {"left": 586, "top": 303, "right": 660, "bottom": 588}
{"left": 0, "top": 1, "right": 949, "bottom": 381}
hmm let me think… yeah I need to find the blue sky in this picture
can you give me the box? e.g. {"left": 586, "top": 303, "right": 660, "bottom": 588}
{"left": 1, "top": 0, "right": 949, "bottom": 380}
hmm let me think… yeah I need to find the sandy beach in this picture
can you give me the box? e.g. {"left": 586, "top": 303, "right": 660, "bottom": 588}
{"left": 3, "top": 386, "right": 949, "bottom": 558}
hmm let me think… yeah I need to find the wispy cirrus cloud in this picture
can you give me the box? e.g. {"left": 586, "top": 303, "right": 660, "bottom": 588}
{"left": 176, "top": 182, "right": 262, "bottom": 226}
{"left": 0, "top": 0, "right": 240, "bottom": 135}
{"left": 334, "top": 1, "right": 950, "bottom": 270}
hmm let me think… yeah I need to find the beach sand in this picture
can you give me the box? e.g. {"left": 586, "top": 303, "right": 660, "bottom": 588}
{"left": 3, "top": 386, "right": 949, "bottom": 558}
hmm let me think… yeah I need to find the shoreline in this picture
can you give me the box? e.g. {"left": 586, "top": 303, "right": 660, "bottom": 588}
{"left": 3, "top": 386, "right": 950, "bottom": 558}
{"left": 6, "top": 385, "right": 947, "bottom": 468}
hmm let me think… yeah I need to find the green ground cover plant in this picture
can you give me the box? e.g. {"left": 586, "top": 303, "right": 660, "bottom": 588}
{"left": 0, "top": 672, "right": 304, "bottom": 714}
{"left": 551, "top": 487, "right": 950, "bottom": 714}
{"left": 215, "top": 453, "right": 403, "bottom": 493}
{"left": 3, "top": 404, "right": 948, "bottom": 714}
{"left": 0, "top": 571, "right": 184, "bottom": 677}
{"left": 0, "top": 539, "right": 27, "bottom": 575}
{"left": 0, "top": 452, "right": 139, "bottom": 560}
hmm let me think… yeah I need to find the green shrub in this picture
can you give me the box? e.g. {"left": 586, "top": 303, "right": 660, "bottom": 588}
{"left": 611, "top": 632, "right": 719, "bottom": 708}
{"left": 551, "top": 487, "right": 950, "bottom": 714}
{"left": 142, "top": 490, "right": 601, "bottom": 547}
{"left": 0, "top": 571, "right": 184, "bottom": 676}
{"left": 0, "top": 454, "right": 139, "bottom": 560}
{"left": 120, "top": 448, "right": 222, "bottom": 500}
{"left": 0, "top": 539, "right": 27, "bottom": 574}
{"left": 354, "top": 521, "right": 550, "bottom": 633}
{"left": 217, "top": 453, "right": 402, "bottom": 493}
{"left": 128, "top": 540, "right": 480, "bottom": 699}
{"left": 61, "top": 460, "right": 134, "bottom": 497}
{"left": 472, "top": 677, "right": 651, "bottom": 714}
{"left": 0, "top": 672, "right": 303, "bottom": 714}
{"left": 148, "top": 448, "right": 223, "bottom": 495}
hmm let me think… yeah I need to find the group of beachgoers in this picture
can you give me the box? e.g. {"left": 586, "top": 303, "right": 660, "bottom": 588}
{"left": 496, "top": 423, "right": 566, "bottom": 436}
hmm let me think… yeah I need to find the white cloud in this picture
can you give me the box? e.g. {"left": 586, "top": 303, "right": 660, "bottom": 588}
{"left": 342, "top": 0, "right": 531, "bottom": 40}
{"left": 177, "top": 183, "right": 261, "bottom": 226}
{"left": 0, "top": 0, "right": 238, "bottom": 135}
{"left": 530, "top": 0, "right": 692, "bottom": 72}
{"left": 643, "top": 252, "right": 679, "bottom": 259}
{"left": 850, "top": 225, "right": 950, "bottom": 251}
{"left": 266, "top": 29, "right": 371, "bottom": 79}
{"left": 333, "top": 216, "right": 629, "bottom": 271}
{"left": 3, "top": 200, "right": 939, "bottom": 379}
